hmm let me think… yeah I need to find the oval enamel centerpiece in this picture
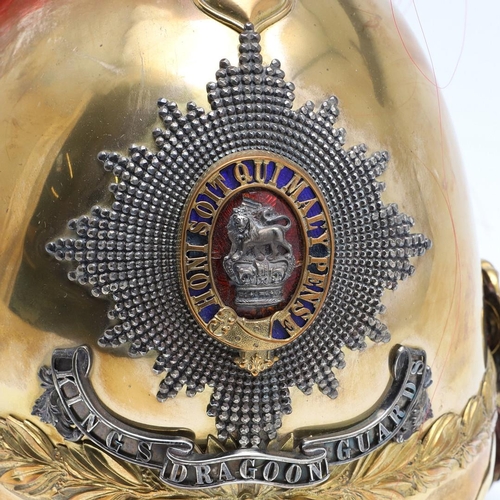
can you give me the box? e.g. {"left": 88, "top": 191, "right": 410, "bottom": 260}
{"left": 181, "top": 152, "right": 334, "bottom": 352}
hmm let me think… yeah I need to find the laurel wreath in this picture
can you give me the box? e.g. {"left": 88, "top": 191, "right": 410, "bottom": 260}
{"left": 0, "top": 352, "right": 496, "bottom": 500}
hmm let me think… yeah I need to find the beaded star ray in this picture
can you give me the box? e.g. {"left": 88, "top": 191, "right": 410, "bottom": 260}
{"left": 47, "top": 24, "right": 431, "bottom": 447}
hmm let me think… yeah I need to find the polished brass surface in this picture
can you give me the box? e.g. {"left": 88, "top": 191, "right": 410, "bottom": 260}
{"left": 0, "top": 0, "right": 493, "bottom": 498}
{"left": 193, "top": 0, "right": 294, "bottom": 33}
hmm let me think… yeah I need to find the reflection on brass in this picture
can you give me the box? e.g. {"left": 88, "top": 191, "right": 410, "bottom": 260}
{"left": 193, "top": 0, "right": 294, "bottom": 32}
{"left": 0, "top": 352, "right": 495, "bottom": 499}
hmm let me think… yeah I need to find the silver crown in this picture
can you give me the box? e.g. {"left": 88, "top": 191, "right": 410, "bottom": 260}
{"left": 223, "top": 198, "right": 295, "bottom": 307}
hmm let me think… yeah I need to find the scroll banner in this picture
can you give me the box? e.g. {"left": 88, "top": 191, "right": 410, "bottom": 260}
{"left": 50, "top": 345, "right": 430, "bottom": 489}
{"left": 301, "top": 345, "right": 431, "bottom": 464}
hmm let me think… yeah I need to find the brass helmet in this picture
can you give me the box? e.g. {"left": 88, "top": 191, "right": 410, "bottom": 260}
{"left": 1, "top": 1, "right": 498, "bottom": 499}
